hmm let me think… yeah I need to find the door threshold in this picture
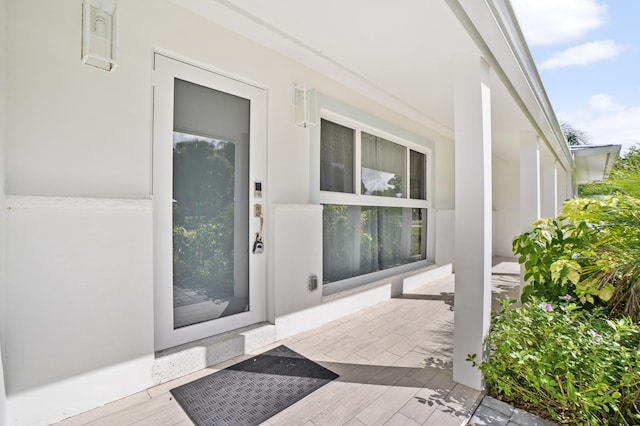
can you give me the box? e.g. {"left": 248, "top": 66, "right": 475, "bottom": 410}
{"left": 152, "top": 322, "right": 276, "bottom": 384}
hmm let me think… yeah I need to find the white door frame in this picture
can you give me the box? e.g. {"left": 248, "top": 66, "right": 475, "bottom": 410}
{"left": 152, "top": 53, "right": 267, "bottom": 351}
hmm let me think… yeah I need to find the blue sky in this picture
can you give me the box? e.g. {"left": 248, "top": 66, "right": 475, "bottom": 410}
{"left": 511, "top": 0, "right": 640, "bottom": 152}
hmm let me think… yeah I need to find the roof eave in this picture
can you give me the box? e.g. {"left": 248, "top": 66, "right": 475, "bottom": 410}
{"left": 447, "top": 0, "right": 575, "bottom": 171}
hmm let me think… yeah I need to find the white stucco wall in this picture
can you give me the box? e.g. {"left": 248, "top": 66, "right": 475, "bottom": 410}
{"left": 273, "top": 204, "right": 323, "bottom": 319}
{"left": 0, "top": 0, "right": 8, "bottom": 423}
{"left": 4, "top": 198, "right": 155, "bottom": 425}
{"left": 556, "top": 167, "right": 569, "bottom": 210}
{"left": 3, "top": 0, "right": 451, "bottom": 424}
{"left": 436, "top": 150, "right": 522, "bottom": 263}
{"left": 433, "top": 139, "right": 455, "bottom": 265}
{"left": 434, "top": 140, "right": 455, "bottom": 210}
{"left": 492, "top": 155, "right": 520, "bottom": 257}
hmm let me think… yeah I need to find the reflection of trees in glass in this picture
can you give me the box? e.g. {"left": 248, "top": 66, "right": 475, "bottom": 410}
{"left": 173, "top": 138, "right": 235, "bottom": 297}
{"left": 410, "top": 208, "right": 423, "bottom": 257}
{"left": 322, "top": 204, "right": 356, "bottom": 283}
{"left": 323, "top": 205, "right": 424, "bottom": 283}
{"left": 360, "top": 207, "right": 402, "bottom": 273}
{"left": 387, "top": 175, "right": 403, "bottom": 197}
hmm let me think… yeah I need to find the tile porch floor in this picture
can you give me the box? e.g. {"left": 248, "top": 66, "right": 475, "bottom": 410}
{"left": 56, "top": 259, "right": 521, "bottom": 426}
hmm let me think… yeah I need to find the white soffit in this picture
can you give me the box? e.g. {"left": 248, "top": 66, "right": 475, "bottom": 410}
{"left": 171, "top": 0, "right": 471, "bottom": 139}
{"left": 171, "top": 0, "right": 569, "bottom": 168}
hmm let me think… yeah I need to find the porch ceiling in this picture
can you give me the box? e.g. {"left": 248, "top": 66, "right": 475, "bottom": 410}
{"left": 172, "top": 0, "right": 536, "bottom": 163}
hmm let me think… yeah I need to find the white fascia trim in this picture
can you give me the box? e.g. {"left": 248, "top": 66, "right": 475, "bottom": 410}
{"left": 488, "top": 0, "right": 573, "bottom": 169}
{"left": 447, "top": 0, "right": 574, "bottom": 172}
{"left": 571, "top": 144, "right": 622, "bottom": 157}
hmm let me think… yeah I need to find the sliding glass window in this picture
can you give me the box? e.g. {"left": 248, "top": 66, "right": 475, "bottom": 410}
{"left": 320, "top": 116, "right": 431, "bottom": 288}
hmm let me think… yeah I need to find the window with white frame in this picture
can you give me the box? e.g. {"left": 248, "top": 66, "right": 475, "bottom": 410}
{"left": 320, "top": 115, "right": 431, "bottom": 286}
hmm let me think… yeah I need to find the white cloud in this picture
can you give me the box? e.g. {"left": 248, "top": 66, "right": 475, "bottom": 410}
{"left": 511, "top": 0, "right": 608, "bottom": 46}
{"left": 538, "top": 40, "right": 625, "bottom": 70}
{"left": 560, "top": 95, "right": 640, "bottom": 152}
{"left": 587, "top": 94, "right": 622, "bottom": 112}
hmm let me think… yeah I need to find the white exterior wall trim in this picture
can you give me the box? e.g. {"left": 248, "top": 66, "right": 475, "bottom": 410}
{"left": 0, "top": 0, "right": 7, "bottom": 422}
{"left": 6, "top": 195, "right": 153, "bottom": 210}
{"left": 446, "top": 0, "right": 574, "bottom": 172}
{"left": 487, "top": 0, "right": 571, "bottom": 167}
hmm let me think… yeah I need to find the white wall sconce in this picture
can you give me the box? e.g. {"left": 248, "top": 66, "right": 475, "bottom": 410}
{"left": 82, "top": 0, "right": 117, "bottom": 72}
{"left": 293, "top": 84, "right": 317, "bottom": 128}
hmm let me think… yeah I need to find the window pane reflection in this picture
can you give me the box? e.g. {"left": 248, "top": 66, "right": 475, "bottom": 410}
{"left": 410, "top": 150, "right": 426, "bottom": 200}
{"left": 361, "top": 132, "right": 406, "bottom": 197}
{"left": 323, "top": 205, "right": 427, "bottom": 283}
{"left": 320, "top": 119, "right": 355, "bottom": 193}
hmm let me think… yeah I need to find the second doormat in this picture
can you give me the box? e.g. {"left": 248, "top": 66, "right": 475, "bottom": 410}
{"left": 170, "top": 345, "right": 339, "bottom": 425}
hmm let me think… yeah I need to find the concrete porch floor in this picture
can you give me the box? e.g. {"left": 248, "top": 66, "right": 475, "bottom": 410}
{"left": 55, "top": 258, "right": 521, "bottom": 426}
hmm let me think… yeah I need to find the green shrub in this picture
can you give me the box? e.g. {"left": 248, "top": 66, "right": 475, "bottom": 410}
{"left": 513, "top": 196, "right": 640, "bottom": 321}
{"left": 469, "top": 298, "right": 640, "bottom": 425}
{"left": 563, "top": 197, "right": 640, "bottom": 320}
{"left": 173, "top": 220, "right": 234, "bottom": 296}
{"left": 512, "top": 215, "right": 600, "bottom": 304}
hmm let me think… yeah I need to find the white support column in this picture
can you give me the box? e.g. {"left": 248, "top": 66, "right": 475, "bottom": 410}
{"left": 556, "top": 167, "right": 568, "bottom": 210}
{"left": 568, "top": 172, "right": 577, "bottom": 198}
{"left": 519, "top": 134, "right": 540, "bottom": 232}
{"left": 453, "top": 56, "right": 492, "bottom": 390}
{"left": 541, "top": 161, "right": 558, "bottom": 218}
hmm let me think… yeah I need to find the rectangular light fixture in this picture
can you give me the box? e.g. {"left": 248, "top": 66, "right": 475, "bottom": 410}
{"left": 82, "top": 0, "right": 117, "bottom": 72}
{"left": 293, "top": 84, "right": 317, "bottom": 128}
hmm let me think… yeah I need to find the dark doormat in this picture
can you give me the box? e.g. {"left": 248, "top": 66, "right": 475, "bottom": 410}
{"left": 170, "top": 345, "right": 339, "bottom": 425}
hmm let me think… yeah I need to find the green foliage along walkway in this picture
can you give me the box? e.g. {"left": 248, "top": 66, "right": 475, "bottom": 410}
{"left": 469, "top": 146, "right": 640, "bottom": 425}
{"left": 514, "top": 145, "right": 640, "bottom": 322}
{"left": 469, "top": 298, "right": 640, "bottom": 425}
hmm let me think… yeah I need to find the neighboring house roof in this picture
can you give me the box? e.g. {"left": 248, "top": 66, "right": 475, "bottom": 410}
{"left": 571, "top": 144, "right": 622, "bottom": 184}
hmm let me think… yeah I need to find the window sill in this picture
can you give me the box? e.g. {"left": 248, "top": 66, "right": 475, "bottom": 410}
{"left": 322, "top": 260, "right": 436, "bottom": 300}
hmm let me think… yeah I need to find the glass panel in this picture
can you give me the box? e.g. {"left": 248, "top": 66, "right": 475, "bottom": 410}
{"left": 320, "top": 119, "right": 355, "bottom": 193}
{"left": 322, "top": 205, "right": 427, "bottom": 284}
{"left": 172, "top": 79, "right": 250, "bottom": 329}
{"left": 361, "top": 133, "right": 406, "bottom": 197}
{"left": 410, "top": 150, "right": 426, "bottom": 200}
{"left": 360, "top": 206, "right": 403, "bottom": 272}
{"left": 411, "top": 208, "right": 425, "bottom": 257}
{"left": 322, "top": 204, "right": 359, "bottom": 283}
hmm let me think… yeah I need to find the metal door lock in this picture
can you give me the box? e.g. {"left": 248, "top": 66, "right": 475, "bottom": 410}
{"left": 252, "top": 238, "right": 264, "bottom": 254}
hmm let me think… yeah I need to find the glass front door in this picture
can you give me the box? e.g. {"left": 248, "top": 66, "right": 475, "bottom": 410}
{"left": 153, "top": 54, "right": 266, "bottom": 350}
{"left": 172, "top": 79, "right": 250, "bottom": 329}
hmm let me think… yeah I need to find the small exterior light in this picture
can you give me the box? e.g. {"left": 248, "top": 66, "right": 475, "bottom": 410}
{"left": 82, "top": 0, "right": 117, "bottom": 72}
{"left": 293, "top": 84, "right": 317, "bottom": 128}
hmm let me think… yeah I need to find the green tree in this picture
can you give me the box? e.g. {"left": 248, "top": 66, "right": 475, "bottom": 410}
{"left": 172, "top": 139, "right": 236, "bottom": 296}
{"left": 514, "top": 196, "right": 640, "bottom": 322}
{"left": 173, "top": 140, "right": 234, "bottom": 220}
{"left": 561, "top": 121, "right": 590, "bottom": 146}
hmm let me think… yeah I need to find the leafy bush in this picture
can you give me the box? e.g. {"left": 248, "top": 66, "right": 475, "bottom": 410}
{"left": 512, "top": 215, "right": 600, "bottom": 304}
{"left": 513, "top": 196, "right": 640, "bottom": 321}
{"left": 172, "top": 138, "right": 236, "bottom": 297}
{"left": 173, "top": 220, "right": 234, "bottom": 296}
{"left": 469, "top": 298, "right": 640, "bottom": 425}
